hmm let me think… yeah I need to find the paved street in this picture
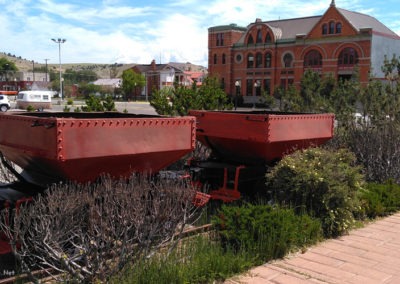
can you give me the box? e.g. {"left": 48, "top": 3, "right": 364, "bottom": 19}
{"left": 225, "top": 213, "right": 400, "bottom": 284}
{"left": 8, "top": 99, "right": 158, "bottom": 115}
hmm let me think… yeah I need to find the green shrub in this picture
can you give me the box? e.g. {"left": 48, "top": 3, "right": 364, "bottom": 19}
{"left": 212, "top": 203, "right": 322, "bottom": 260}
{"left": 102, "top": 95, "right": 116, "bottom": 111}
{"left": 66, "top": 98, "right": 74, "bottom": 105}
{"left": 26, "top": 105, "right": 35, "bottom": 112}
{"left": 83, "top": 94, "right": 104, "bottom": 112}
{"left": 266, "top": 148, "right": 365, "bottom": 238}
{"left": 361, "top": 181, "right": 400, "bottom": 218}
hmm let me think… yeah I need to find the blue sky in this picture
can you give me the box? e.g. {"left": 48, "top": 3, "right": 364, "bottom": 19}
{"left": 1, "top": 0, "right": 399, "bottom": 67}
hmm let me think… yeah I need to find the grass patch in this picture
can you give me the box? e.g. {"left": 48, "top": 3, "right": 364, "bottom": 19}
{"left": 112, "top": 236, "right": 254, "bottom": 284}
{"left": 112, "top": 204, "right": 322, "bottom": 283}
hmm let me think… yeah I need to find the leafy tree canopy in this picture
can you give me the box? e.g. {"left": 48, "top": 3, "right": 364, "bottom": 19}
{"left": 121, "top": 69, "right": 145, "bottom": 100}
{"left": 150, "top": 76, "right": 231, "bottom": 116}
{"left": 0, "top": 57, "right": 18, "bottom": 80}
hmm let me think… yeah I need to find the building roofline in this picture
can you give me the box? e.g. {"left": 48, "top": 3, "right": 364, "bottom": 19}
{"left": 208, "top": 24, "right": 247, "bottom": 32}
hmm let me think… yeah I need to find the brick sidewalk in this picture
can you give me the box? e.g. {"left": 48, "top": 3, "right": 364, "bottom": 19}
{"left": 225, "top": 213, "right": 400, "bottom": 284}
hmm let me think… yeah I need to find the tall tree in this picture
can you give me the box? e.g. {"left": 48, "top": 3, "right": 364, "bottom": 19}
{"left": 0, "top": 58, "right": 18, "bottom": 81}
{"left": 300, "top": 69, "right": 323, "bottom": 112}
{"left": 121, "top": 69, "right": 145, "bottom": 100}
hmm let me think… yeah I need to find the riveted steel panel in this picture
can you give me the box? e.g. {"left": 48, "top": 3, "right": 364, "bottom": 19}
{"left": 0, "top": 112, "right": 195, "bottom": 186}
{"left": 189, "top": 110, "right": 334, "bottom": 164}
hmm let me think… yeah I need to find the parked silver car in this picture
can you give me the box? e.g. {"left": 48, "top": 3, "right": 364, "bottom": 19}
{"left": 0, "top": 95, "right": 11, "bottom": 112}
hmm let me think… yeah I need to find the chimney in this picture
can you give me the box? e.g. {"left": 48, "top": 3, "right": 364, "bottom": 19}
{"left": 151, "top": 59, "right": 156, "bottom": 71}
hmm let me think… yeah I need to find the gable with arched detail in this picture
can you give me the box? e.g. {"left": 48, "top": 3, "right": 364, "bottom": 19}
{"left": 256, "top": 30, "right": 263, "bottom": 43}
{"left": 247, "top": 34, "right": 254, "bottom": 45}
{"left": 265, "top": 32, "right": 272, "bottom": 44}
{"left": 245, "top": 23, "right": 277, "bottom": 45}
{"left": 322, "top": 20, "right": 343, "bottom": 35}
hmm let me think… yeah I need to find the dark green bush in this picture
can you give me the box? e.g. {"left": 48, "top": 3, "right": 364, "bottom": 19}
{"left": 212, "top": 203, "right": 322, "bottom": 261}
{"left": 102, "top": 95, "right": 116, "bottom": 111}
{"left": 266, "top": 148, "right": 365, "bottom": 238}
{"left": 26, "top": 105, "right": 35, "bottom": 112}
{"left": 361, "top": 181, "right": 400, "bottom": 218}
{"left": 82, "top": 94, "right": 104, "bottom": 111}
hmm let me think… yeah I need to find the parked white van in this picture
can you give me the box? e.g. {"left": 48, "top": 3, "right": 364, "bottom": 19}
{"left": 16, "top": 91, "right": 55, "bottom": 110}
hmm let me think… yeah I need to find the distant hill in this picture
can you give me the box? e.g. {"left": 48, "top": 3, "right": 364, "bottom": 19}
{"left": 1, "top": 52, "right": 207, "bottom": 79}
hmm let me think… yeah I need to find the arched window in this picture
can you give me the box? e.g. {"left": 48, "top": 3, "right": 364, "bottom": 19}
{"left": 213, "top": 54, "right": 217, "bottom": 64}
{"left": 247, "top": 35, "right": 254, "bottom": 45}
{"left": 265, "top": 52, "right": 272, "bottom": 68}
{"left": 329, "top": 21, "right": 335, "bottom": 34}
{"left": 322, "top": 24, "right": 328, "bottom": 35}
{"left": 256, "top": 53, "right": 263, "bottom": 68}
{"left": 304, "top": 50, "right": 322, "bottom": 67}
{"left": 247, "top": 53, "right": 254, "bottom": 68}
{"left": 256, "top": 30, "right": 262, "bottom": 44}
{"left": 338, "top": 47, "right": 359, "bottom": 66}
{"left": 265, "top": 33, "right": 272, "bottom": 43}
{"left": 283, "top": 53, "right": 293, "bottom": 68}
{"left": 222, "top": 53, "right": 226, "bottom": 64}
{"left": 336, "top": 22, "right": 342, "bottom": 34}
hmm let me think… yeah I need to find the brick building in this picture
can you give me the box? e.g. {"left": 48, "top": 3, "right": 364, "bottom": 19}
{"left": 208, "top": 0, "right": 400, "bottom": 104}
{"left": 132, "top": 60, "right": 205, "bottom": 100}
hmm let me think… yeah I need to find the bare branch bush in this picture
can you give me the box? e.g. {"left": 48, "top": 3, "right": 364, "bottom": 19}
{"left": 346, "top": 121, "right": 400, "bottom": 183}
{"left": 0, "top": 174, "right": 202, "bottom": 282}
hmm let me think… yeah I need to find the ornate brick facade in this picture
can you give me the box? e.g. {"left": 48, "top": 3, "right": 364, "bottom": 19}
{"left": 208, "top": 1, "right": 400, "bottom": 103}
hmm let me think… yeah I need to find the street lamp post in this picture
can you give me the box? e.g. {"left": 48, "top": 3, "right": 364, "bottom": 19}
{"left": 51, "top": 38, "right": 66, "bottom": 100}
{"left": 134, "top": 82, "right": 137, "bottom": 101}
{"left": 32, "top": 60, "right": 35, "bottom": 82}
{"left": 253, "top": 81, "right": 259, "bottom": 109}
{"left": 235, "top": 80, "right": 240, "bottom": 110}
{"left": 44, "top": 59, "right": 49, "bottom": 82}
{"left": 4, "top": 63, "right": 9, "bottom": 82}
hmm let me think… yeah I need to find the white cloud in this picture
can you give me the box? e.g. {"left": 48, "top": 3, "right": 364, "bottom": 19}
{"left": 0, "top": 0, "right": 398, "bottom": 67}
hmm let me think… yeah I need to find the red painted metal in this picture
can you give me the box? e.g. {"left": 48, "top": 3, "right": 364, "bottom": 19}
{"left": 189, "top": 110, "right": 335, "bottom": 202}
{"left": 208, "top": 165, "right": 244, "bottom": 202}
{"left": 189, "top": 110, "right": 335, "bottom": 165}
{"left": 0, "top": 112, "right": 196, "bottom": 187}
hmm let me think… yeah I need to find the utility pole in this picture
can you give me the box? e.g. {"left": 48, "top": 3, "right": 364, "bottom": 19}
{"left": 44, "top": 59, "right": 49, "bottom": 82}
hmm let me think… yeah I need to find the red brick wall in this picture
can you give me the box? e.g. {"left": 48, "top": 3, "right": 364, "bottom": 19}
{"left": 208, "top": 6, "right": 375, "bottom": 98}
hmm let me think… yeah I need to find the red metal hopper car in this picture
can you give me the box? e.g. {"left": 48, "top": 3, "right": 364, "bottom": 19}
{"left": 188, "top": 110, "right": 335, "bottom": 202}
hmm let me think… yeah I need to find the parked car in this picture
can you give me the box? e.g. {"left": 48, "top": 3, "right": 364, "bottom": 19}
{"left": 16, "top": 91, "right": 54, "bottom": 110}
{"left": 0, "top": 95, "right": 10, "bottom": 112}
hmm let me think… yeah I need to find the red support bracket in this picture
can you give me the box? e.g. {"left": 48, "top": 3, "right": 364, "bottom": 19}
{"left": 210, "top": 165, "right": 245, "bottom": 202}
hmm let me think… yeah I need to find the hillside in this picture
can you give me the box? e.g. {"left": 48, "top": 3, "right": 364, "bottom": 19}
{"left": 1, "top": 52, "right": 207, "bottom": 79}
